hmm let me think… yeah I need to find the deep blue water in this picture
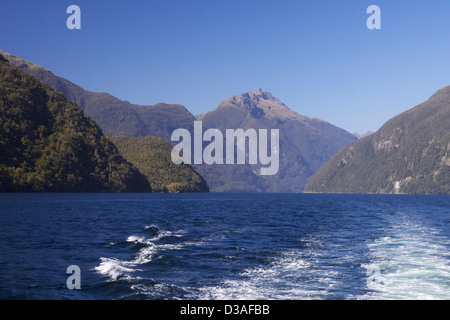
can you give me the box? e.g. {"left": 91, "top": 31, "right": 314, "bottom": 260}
{"left": 0, "top": 193, "right": 448, "bottom": 300}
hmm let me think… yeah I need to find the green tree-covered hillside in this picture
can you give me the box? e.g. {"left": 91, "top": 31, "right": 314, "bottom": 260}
{"left": 108, "top": 136, "right": 209, "bottom": 193}
{"left": 0, "top": 54, "right": 151, "bottom": 192}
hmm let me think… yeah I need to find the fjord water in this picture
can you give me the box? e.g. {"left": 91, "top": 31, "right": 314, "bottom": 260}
{"left": 0, "top": 193, "right": 448, "bottom": 300}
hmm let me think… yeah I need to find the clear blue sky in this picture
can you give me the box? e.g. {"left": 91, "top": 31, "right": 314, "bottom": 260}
{"left": 1, "top": 0, "right": 450, "bottom": 134}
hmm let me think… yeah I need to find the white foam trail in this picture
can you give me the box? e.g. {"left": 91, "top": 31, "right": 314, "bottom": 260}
{"left": 95, "top": 233, "right": 158, "bottom": 281}
{"left": 95, "top": 241, "right": 156, "bottom": 281}
{"left": 198, "top": 248, "right": 343, "bottom": 300}
{"left": 360, "top": 214, "right": 450, "bottom": 300}
{"left": 157, "top": 244, "right": 185, "bottom": 250}
{"left": 96, "top": 226, "right": 193, "bottom": 281}
{"left": 127, "top": 235, "right": 146, "bottom": 243}
{"left": 95, "top": 257, "right": 140, "bottom": 281}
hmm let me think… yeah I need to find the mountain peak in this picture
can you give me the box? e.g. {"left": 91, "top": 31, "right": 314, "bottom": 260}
{"left": 253, "top": 88, "right": 276, "bottom": 101}
{"left": 220, "top": 89, "right": 308, "bottom": 122}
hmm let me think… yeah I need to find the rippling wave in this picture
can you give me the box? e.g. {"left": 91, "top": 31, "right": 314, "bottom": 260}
{"left": 0, "top": 193, "right": 448, "bottom": 300}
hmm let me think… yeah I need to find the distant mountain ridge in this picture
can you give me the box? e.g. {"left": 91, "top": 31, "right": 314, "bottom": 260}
{"left": 305, "top": 86, "right": 450, "bottom": 194}
{"left": 0, "top": 50, "right": 195, "bottom": 140}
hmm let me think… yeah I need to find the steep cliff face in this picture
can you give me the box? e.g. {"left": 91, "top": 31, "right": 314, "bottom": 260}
{"left": 305, "top": 86, "right": 450, "bottom": 194}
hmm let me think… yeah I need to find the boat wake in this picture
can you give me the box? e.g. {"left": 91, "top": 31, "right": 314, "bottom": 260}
{"left": 360, "top": 212, "right": 450, "bottom": 300}
{"left": 95, "top": 225, "right": 188, "bottom": 281}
